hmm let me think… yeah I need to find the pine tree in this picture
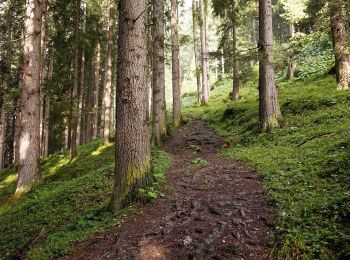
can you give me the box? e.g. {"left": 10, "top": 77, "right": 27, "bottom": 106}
{"left": 192, "top": 0, "right": 202, "bottom": 103}
{"left": 258, "top": 0, "right": 282, "bottom": 132}
{"left": 102, "top": 0, "right": 114, "bottom": 144}
{"left": 199, "top": 0, "right": 209, "bottom": 104}
{"left": 329, "top": 0, "right": 350, "bottom": 90}
{"left": 16, "top": 0, "right": 43, "bottom": 195}
{"left": 152, "top": 0, "right": 167, "bottom": 144}
{"left": 171, "top": 0, "right": 182, "bottom": 128}
{"left": 111, "top": 0, "right": 151, "bottom": 210}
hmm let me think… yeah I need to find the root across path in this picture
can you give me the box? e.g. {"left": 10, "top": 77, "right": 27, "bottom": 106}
{"left": 67, "top": 120, "right": 275, "bottom": 260}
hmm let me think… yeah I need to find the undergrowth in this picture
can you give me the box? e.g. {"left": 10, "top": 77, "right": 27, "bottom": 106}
{"left": 183, "top": 75, "right": 350, "bottom": 259}
{"left": 0, "top": 141, "right": 171, "bottom": 259}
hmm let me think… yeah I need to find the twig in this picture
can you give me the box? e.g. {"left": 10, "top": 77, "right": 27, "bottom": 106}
{"left": 296, "top": 132, "right": 336, "bottom": 147}
{"left": 5, "top": 228, "right": 45, "bottom": 260}
{"left": 180, "top": 184, "right": 208, "bottom": 191}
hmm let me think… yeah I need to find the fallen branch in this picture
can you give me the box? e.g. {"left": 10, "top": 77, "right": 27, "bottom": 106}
{"left": 296, "top": 132, "right": 336, "bottom": 147}
{"left": 5, "top": 228, "right": 45, "bottom": 260}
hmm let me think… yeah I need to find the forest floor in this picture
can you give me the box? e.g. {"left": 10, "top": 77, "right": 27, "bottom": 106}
{"left": 64, "top": 120, "right": 274, "bottom": 260}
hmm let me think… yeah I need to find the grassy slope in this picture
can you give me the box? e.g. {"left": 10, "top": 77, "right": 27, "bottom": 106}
{"left": 183, "top": 75, "right": 350, "bottom": 259}
{"left": 0, "top": 140, "right": 172, "bottom": 259}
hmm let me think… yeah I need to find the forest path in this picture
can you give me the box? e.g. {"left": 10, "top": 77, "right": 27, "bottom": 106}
{"left": 67, "top": 120, "right": 275, "bottom": 260}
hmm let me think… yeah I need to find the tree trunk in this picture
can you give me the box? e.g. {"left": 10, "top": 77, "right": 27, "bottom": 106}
{"left": 329, "top": 1, "right": 350, "bottom": 90}
{"left": 77, "top": 46, "right": 85, "bottom": 145}
{"left": 103, "top": 0, "right": 114, "bottom": 144}
{"left": 232, "top": 0, "right": 239, "bottom": 101}
{"left": 251, "top": 19, "right": 257, "bottom": 47}
{"left": 13, "top": 97, "right": 21, "bottom": 166}
{"left": 0, "top": 18, "right": 13, "bottom": 169}
{"left": 42, "top": 52, "right": 53, "bottom": 157}
{"left": 171, "top": 0, "right": 182, "bottom": 128}
{"left": 287, "top": 60, "right": 297, "bottom": 80}
{"left": 258, "top": 0, "right": 281, "bottom": 132}
{"left": 199, "top": 0, "right": 209, "bottom": 104}
{"left": 16, "top": 0, "right": 43, "bottom": 195}
{"left": 64, "top": 123, "right": 69, "bottom": 150}
{"left": 70, "top": 0, "right": 81, "bottom": 159}
{"left": 0, "top": 84, "right": 7, "bottom": 169}
{"left": 220, "top": 49, "right": 225, "bottom": 74}
{"left": 111, "top": 0, "right": 151, "bottom": 210}
{"left": 286, "top": 22, "right": 297, "bottom": 80}
{"left": 192, "top": 0, "right": 202, "bottom": 103}
{"left": 152, "top": 0, "right": 167, "bottom": 144}
{"left": 39, "top": 0, "right": 48, "bottom": 156}
{"left": 93, "top": 44, "right": 101, "bottom": 140}
{"left": 288, "top": 23, "right": 295, "bottom": 39}
{"left": 146, "top": 5, "right": 153, "bottom": 122}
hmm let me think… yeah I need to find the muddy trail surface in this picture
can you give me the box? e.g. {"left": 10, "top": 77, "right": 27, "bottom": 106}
{"left": 66, "top": 120, "right": 275, "bottom": 260}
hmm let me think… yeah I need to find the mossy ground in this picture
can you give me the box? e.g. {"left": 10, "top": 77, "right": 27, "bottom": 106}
{"left": 0, "top": 140, "right": 171, "bottom": 259}
{"left": 183, "top": 75, "right": 350, "bottom": 259}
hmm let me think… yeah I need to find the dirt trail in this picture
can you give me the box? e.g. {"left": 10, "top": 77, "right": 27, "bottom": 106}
{"left": 67, "top": 120, "right": 275, "bottom": 260}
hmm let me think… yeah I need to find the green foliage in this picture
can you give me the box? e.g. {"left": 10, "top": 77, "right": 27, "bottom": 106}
{"left": 183, "top": 75, "right": 350, "bottom": 259}
{"left": 275, "top": 32, "right": 334, "bottom": 81}
{"left": 189, "top": 145, "right": 201, "bottom": 153}
{"left": 276, "top": 0, "right": 307, "bottom": 23}
{"left": 137, "top": 149, "right": 172, "bottom": 203}
{"left": 190, "top": 158, "right": 209, "bottom": 167}
{"left": 0, "top": 141, "right": 171, "bottom": 259}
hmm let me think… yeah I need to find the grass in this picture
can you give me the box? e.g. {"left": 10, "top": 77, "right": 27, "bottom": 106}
{"left": 183, "top": 74, "right": 350, "bottom": 259}
{"left": 0, "top": 140, "right": 172, "bottom": 259}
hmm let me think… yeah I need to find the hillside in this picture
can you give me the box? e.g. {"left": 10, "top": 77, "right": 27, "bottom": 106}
{"left": 183, "top": 75, "right": 350, "bottom": 258}
{"left": 0, "top": 142, "right": 171, "bottom": 259}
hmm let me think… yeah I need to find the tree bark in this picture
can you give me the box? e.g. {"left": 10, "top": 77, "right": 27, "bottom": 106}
{"left": 93, "top": 44, "right": 101, "bottom": 140}
{"left": 258, "top": 0, "right": 281, "bottom": 132}
{"left": 16, "top": 0, "right": 43, "bottom": 195}
{"left": 199, "top": 0, "right": 209, "bottom": 104}
{"left": 232, "top": 0, "right": 239, "bottom": 101}
{"left": 39, "top": 0, "right": 48, "bottom": 155}
{"left": 152, "top": 0, "right": 167, "bottom": 144}
{"left": 287, "top": 60, "right": 297, "bottom": 80}
{"left": 70, "top": 0, "right": 81, "bottom": 159}
{"left": 329, "top": 0, "right": 350, "bottom": 90}
{"left": 0, "top": 83, "right": 7, "bottom": 169}
{"left": 192, "top": 0, "right": 202, "bottom": 103}
{"left": 111, "top": 0, "right": 151, "bottom": 210}
{"left": 77, "top": 45, "right": 85, "bottom": 145}
{"left": 220, "top": 49, "right": 225, "bottom": 74}
{"left": 42, "top": 52, "right": 53, "bottom": 157}
{"left": 0, "top": 16, "right": 13, "bottom": 169}
{"left": 103, "top": 0, "right": 114, "bottom": 144}
{"left": 286, "top": 22, "right": 297, "bottom": 80}
{"left": 288, "top": 23, "right": 295, "bottom": 39}
{"left": 13, "top": 97, "right": 21, "bottom": 166}
{"left": 171, "top": 0, "right": 182, "bottom": 128}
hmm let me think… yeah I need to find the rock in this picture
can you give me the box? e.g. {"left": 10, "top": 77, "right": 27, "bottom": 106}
{"left": 217, "top": 201, "right": 233, "bottom": 208}
{"left": 262, "top": 233, "right": 275, "bottom": 246}
{"left": 245, "top": 219, "right": 254, "bottom": 224}
{"left": 232, "top": 218, "right": 246, "bottom": 226}
{"left": 208, "top": 206, "right": 221, "bottom": 215}
{"left": 194, "top": 215, "right": 206, "bottom": 221}
{"left": 183, "top": 236, "right": 193, "bottom": 246}
{"left": 243, "top": 230, "right": 253, "bottom": 238}
{"left": 232, "top": 232, "right": 241, "bottom": 240}
{"left": 223, "top": 211, "right": 233, "bottom": 217}
{"left": 195, "top": 227, "right": 205, "bottom": 234}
